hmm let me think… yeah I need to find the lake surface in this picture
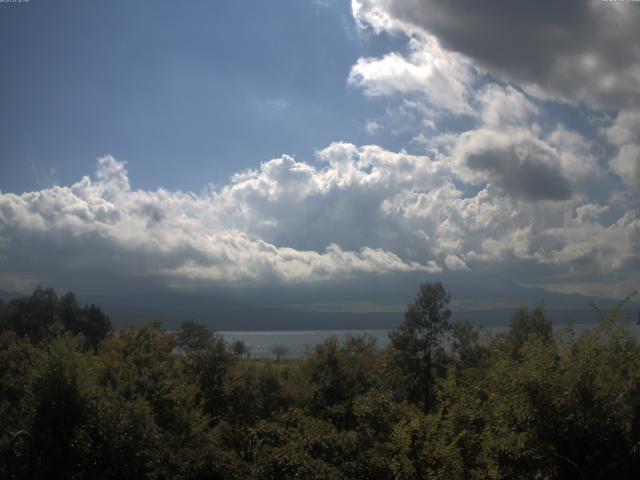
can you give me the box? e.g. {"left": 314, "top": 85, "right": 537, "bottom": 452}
{"left": 219, "top": 329, "right": 392, "bottom": 358}
{"left": 220, "top": 322, "right": 640, "bottom": 359}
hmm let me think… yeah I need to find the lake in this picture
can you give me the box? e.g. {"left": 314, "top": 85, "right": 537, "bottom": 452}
{"left": 219, "top": 329, "right": 392, "bottom": 358}
{"left": 219, "top": 322, "right": 640, "bottom": 359}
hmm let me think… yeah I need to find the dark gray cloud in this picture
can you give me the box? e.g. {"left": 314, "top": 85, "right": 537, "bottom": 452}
{"left": 464, "top": 141, "right": 572, "bottom": 201}
{"left": 355, "top": 0, "right": 640, "bottom": 109}
{"left": 454, "top": 129, "right": 574, "bottom": 201}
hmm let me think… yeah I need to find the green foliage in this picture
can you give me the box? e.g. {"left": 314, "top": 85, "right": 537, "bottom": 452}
{"left": 174, "top": 320, "right": 234, "bottom": 423}
{"left": 29, "top": 336, "right": 93, "bottom": 478}
{"left": 504, "top": 304, "right": 553, "bottom": 358}
{"left": 388, "top": 281, "right": 452, "bottom": 409}
{"left": 0, "top": 287, "right": 111, "bottom": 347}
{"left": 249, "top": 410, "right": 359, "bottom": 480}
{"left": 2, "top": 283, "right": 640, "bottom": 479}
{"left": 450, "top": 320, "right": 488, "bottom": 369}
{"left": 306, "top": 335, "right": 378, "bottom": 429}
{"left": 224, "top": 362, "right": 291, "bottom": 426}
{"left": 230, "top": 339, "right": 249, "bottom": 358}
{"left": 0, "top": 332, "right": 36, "bottom": 430}
{"left": 177, "top": 319, "right": 215, "bottom": 352}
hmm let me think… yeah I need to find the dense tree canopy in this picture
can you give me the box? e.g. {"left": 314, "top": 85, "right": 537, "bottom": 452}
{"left": 0, "top": 287, "right": 111, "bottom": 347}
{"left": 1, "top": 284, "right": 639, "bottom": 479}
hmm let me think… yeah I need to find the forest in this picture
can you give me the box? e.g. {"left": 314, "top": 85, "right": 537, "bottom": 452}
{"left": 1, "top": 283, "right": 639, "bottom": 479}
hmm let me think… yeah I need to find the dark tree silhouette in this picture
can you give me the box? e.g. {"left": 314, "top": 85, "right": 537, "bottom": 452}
{"left": 1, "top": 287, "right": 110, "bottom": 347}
{"left": 389, "top": 281, "right": 451, "bottom": 410}
{"left": 271, "top": 344, "right": 289, "bottom": 362}
{"left": 177, "top": 319, "right": 214, "bottom": 352}
{"left": 231, "top": 339, "right": 250, "bottom": 358}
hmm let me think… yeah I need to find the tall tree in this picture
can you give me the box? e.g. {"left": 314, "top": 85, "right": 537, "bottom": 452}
{"left": 5, "top": 286, "right": 60, "bottom": 342}
{"left": 388, "top": 281, "right": 451, "bottom": 410}
{"left": 231, "top": 339, "right": 249, "bottom": 358}
{"left": 271, "top": 345, "right": 289, "bottom": 362}
{"left": 177, "top": 319, "right": 214, "bottom": 352}
{"left": 177, "top": 320, "right": 232, "bottom": 421}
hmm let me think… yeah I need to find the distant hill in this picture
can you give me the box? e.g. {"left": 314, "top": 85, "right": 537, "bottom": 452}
{"left": 80, "top": 289, "right": 637, "bottom": 331}
{"left": 81, "top": 291, "right": 398, "bottom": 331}
{"left": 3, "top": 285, "right": 636, "bottom": 331}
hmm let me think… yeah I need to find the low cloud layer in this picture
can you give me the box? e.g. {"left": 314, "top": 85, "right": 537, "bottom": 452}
{"left": 1, "top": 142, "right": 637, "bottom": 297}
{"left": 0, "top": 155, "right": 439, "bottom": 291}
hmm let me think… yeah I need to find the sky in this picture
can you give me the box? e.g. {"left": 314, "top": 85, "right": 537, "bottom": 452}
{"left": 1, "top": 0, "right": 639, "bottom": 312}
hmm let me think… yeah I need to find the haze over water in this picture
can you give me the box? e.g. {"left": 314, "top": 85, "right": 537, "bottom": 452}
{"left": 220, "top": 322, "right": 640, "bottom": 358}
